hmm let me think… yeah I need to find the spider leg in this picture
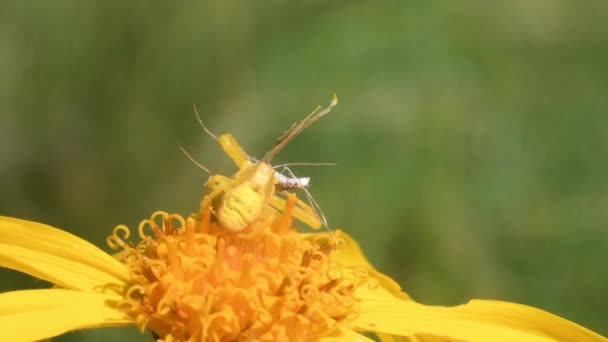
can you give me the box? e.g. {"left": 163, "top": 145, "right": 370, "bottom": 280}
{"left": 192, "top": 103, "right": 218, "bottom": 140}
{"left": 217, "top": 133, "right": 249, "bottom": 169}
{"left": 201, "top": 174, "right": 233, "bottom": 209}
{"left": 179, "top": 146, "right": 212, "bottom": 174}
{"left": 204, "top": 174, "right": 232, "bottom": 188}
{"left": 269, "top": 195, "right": 321, "bottom": 230}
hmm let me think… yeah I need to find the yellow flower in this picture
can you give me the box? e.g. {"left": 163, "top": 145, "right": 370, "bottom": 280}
{"left": 0, "top": 196, "right": 606, "bottom": 341}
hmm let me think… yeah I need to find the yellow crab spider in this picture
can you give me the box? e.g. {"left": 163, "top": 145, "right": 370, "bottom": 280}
{"left": 197, "top": 95, "right": 338, "bottom": 232}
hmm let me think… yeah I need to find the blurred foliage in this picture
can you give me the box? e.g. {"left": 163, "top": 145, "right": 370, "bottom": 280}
{"left": 1, "top": 1, "right": 608, "bottom": 340}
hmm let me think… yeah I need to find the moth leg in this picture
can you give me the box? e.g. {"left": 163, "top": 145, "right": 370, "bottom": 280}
{"left": 278, "top": 166, "right": 333, "bottom": 238}
{"left": 277, "top": 166, "right": 321, "bottom": 219}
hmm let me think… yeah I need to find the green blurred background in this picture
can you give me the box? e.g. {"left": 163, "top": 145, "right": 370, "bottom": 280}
{"left": 1, "top": 1, "right": 607, "bottom": 340}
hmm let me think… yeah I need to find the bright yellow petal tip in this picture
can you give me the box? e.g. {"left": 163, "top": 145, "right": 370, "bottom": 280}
{"left": 354, "top": 285, "right": 607, "bottom": 342}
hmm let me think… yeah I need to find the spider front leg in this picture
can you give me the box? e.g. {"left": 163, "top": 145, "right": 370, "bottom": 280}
{"left": 200, "top": 174, "right": 233, "bottom": 210}
{"left": 217, "top": 133, "right": 249, "bottom": 169}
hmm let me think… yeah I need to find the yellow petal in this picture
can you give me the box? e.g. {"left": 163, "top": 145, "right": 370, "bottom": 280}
{"left": 331, "top": 230, "right": 410, "bottom": 300}
{"left": 353, "top": 286, "right": 607, "bottom": 342}
{"left": 0, "top": 289, "right": 130, "bottom": 341}
{"left": 0, "top": 243, "right": 125, "bottom": 295}
{"left": 318, "top": 327, "right": 376, "bottom": 342}
{"left": 377, "top": 332, "right": 464, "bottom": 341}
{"left": 0, "top": 216, "right": 129, "bottom": 282}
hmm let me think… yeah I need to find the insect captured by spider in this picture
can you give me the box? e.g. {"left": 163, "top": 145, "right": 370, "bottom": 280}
{"left": 182, "top": 95, "right": 338, "bottom": 233}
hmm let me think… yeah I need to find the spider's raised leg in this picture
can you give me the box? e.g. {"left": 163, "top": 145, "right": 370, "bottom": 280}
{"left": 217, "top": 133, "right": 249, "bottom": 169}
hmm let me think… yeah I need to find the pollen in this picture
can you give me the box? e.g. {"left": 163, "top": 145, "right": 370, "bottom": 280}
{"left": 107, "top": 194, "right": 367, "bottom": 342}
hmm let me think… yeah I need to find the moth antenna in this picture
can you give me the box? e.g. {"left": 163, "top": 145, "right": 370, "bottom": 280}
{"left": 262, "top": 94, "right": 338, "bottom": 163}
{"left": 179, "top": 146, "right": 212, "bottom": 174}
{"left": 192, "top": 103, "right": 217, "bottom": 140}
{"left": 273, "top": 162, "right": 337, "bottom": 168}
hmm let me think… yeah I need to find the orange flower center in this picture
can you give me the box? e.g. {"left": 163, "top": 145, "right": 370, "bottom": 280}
{"left": 107, "top": 194, "right": 366, "bottom": 341}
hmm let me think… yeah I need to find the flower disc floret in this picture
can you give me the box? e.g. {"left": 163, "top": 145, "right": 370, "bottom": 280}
{"left": 107, "top": 194, "right": 366, "bottom": 342}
